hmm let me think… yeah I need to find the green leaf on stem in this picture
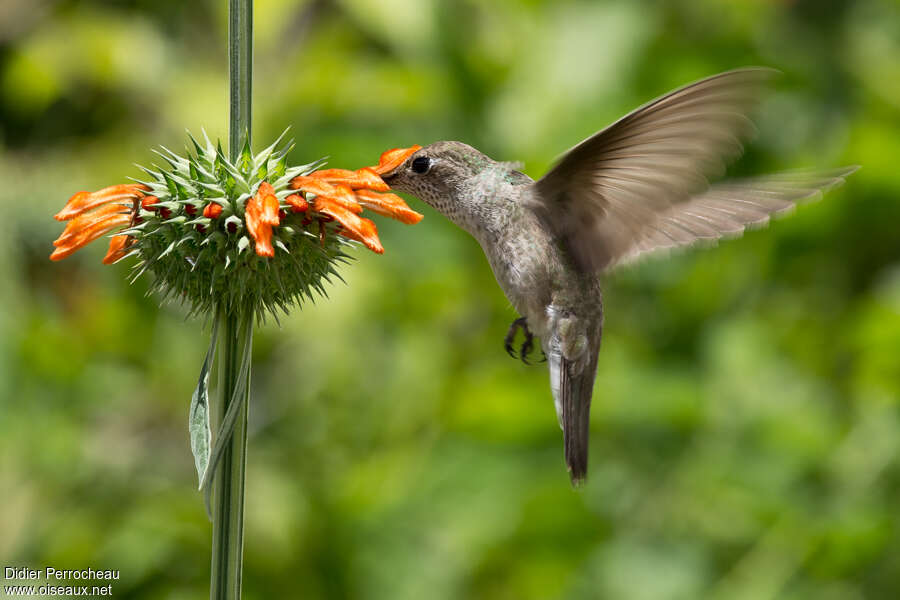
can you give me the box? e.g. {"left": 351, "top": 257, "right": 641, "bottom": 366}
{"left": 189, "top": 314, "right": 220, "bottom": 487}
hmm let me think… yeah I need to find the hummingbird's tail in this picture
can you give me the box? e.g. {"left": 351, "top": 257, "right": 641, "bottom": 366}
{"left": 548, "top": 327, "right": 600, "bottom": 486}
{"left": 559, "top": 355, "right": 597, "bottom": 485}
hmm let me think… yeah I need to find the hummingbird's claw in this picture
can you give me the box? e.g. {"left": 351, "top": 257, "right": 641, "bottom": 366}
{"left": 520, "top": 333, "right": 534, "bottom": 365}
{"left": 504, "top": 317, "right": 540, "bottom": 365}
{"left": 504, "top": 317, "right": 526, "bottom": 359}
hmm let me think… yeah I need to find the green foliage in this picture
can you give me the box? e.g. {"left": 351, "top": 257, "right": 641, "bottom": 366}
{"left": 190, "top": 314, "right": 218, "bottom": 487}
{"left": 1, "top": 1, "right": 898, "bottom": 599}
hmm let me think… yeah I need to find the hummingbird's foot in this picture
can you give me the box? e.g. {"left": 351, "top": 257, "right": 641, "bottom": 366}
{"left": 504, "top": 317, "right": 544, "bottom": 365}
{"left": 504, "top": 317, "right": 524, "bottom": 359}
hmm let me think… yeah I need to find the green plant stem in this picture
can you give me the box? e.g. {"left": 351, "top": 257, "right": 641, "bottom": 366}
{"left": 209, "top": 309, "right": 252, "bottom": 600}
{"left": 211, "top": 2, "right": 253, "bottom": 599}
{"left": 229, "top": 0, "right": 253, "bottom": 160}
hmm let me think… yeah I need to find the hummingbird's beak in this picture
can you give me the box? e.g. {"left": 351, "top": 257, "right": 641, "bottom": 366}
{"left": 380, "top": 167, "right": 400, "bottom": 185}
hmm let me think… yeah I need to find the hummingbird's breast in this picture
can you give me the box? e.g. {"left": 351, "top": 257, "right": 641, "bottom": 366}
{"left": 476, "top": 208, "right": 561, "bottom": 339}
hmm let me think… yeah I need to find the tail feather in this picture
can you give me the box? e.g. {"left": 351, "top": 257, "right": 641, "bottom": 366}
{"left": 559, "top": 354, "right": 598, "bottom": 486}
{"left": 547, "top": 307, "right": 602, "bottom": 485}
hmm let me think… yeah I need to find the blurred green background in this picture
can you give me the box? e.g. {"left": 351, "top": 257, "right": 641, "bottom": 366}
{"left": 1, "top": 0, "right": 899, "bottom": 598}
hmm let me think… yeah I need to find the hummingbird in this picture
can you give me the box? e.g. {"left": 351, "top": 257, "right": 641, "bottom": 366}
{"left": 380, "top": 68, "right": 857, "bottom": 484}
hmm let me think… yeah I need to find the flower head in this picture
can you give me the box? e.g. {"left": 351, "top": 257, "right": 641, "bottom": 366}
{"left": 50, "top": 133, "right": 422, "bottom": 318}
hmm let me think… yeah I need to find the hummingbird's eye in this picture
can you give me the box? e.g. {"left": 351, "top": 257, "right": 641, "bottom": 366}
{"left": 411, "top": 156, "right": 432, "bottom": 174}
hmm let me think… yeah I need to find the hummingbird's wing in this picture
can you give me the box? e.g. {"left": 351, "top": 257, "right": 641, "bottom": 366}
{"left": 611, "top": 167, "right": 858, "bottom": 268}
{"left": 533, "top": 67, "right": 779, "bottom": 272}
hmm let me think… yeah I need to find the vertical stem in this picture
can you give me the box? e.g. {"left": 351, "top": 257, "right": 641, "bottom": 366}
{"left": 229, "top": 0, "right": 253, "bottom": 160}
{"left": 210, "top": 310, "right": 252, "bottom": 600}
{"left": 211, "top": 2, "right": 252, "bottom": 599}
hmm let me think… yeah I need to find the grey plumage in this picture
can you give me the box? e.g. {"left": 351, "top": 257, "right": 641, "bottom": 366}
{"left": 381, "top": 68, "right": 857, "bottom": 484}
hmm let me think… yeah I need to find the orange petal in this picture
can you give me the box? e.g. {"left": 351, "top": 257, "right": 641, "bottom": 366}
{"left": 308, "top": 167, "right": 389, "bottom": 192}
{"left": 245, "top": 183, "right": 281, "bottom": 257}
{"left": 314, "top": 197, "right": 383, "bottom": 254}
{"left": 102, "top": 235, "right": 133, "bottom": 264}
{"left": 293, "top": 176, "right": 362, "bottom": 214}
{"left": 50, "top": 212, "right": 131, "bottom": 261}
{"left": 285, "top": 194, "right": 308, "bottom": 213}
{"left": 251, "top": 231, "right": 274, "bottom": 257}
{"left": 289, "top": 176, "right": 338, "bottom": 197}
{"left": 371, "top": 145, "right": 422, "bottom": 175}
{"left": 54, "top": 184, "right": 149, "bottom": 221}
{"left": 256, "top": 181, "right": 276, "bottom": 200}
{"left": 54, "top": 203, "right": 132, "bottom": 247}
{"left": 354, "top": 189, "right": 424, "bottom": 225}
{"left": 203, "top": 203, "right": 223, "bottom": 219}
{"left": 261, "top": 193, "right": 280, "bottom": 226}
{"left": 324, "top": 185, "right": 363, "bottom": 214}
{"left": 307, "top": 169, "right": 358, "bottom": 183}
{"left": 353, "top": 167, "right": 390, "bottom": 192}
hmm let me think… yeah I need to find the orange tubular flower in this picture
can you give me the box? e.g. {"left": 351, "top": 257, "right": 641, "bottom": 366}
{"left": 308, "top": 167, "right": 389, "bottom": 192}
{"left": 54, "top": 184, "right": 149, "bottom": 221}
{"left": 285, "top": 194, "right": 308, "bottom": 213}
{"left": 290, "top": 179, "right": 362, "bottom": 215}
{"left": 141, "top": 195, "right": 159, "bottom": 210}
{"left": 314, "top": 197, "right": 383, "bottom": 254}
{"left": 245, "top": 182, "right": 281, "bottom": 257}
{"left": 103, "top": 234, "right": 134, "bottom": 265}
{"left": 372, "top": 145, "right": 422, "bottom": 175}
{"left": 50, "top": 184, "right": 146, "bottom": 262}
{"left": 353, "top": 168, "right": 390, "bottom": 192}
{"left": 354, "top": 189, "right": 424, "bottom": 225}
{"left": 289, "top": 145, "right": 423, "bottom": 252}
{"left": 203, "top": 203, "right": 223, "bottom": 219}
{"left": 51, "top": 211, "right": 132, "bottom": 261}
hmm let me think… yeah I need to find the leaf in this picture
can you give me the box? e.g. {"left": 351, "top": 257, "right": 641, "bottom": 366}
{"left": 189, "top": 315, "right": 219, "bottom": 488}
{"left": 240, "top": 134, "right": 253, "bottom": 175}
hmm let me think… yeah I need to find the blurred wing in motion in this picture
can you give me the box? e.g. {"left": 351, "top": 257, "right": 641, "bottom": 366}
{"left": 533, "top": 68, "right": 780, "bottom": 272}
{"left": 612, "top": 166, "right": 859, "bottom": 269}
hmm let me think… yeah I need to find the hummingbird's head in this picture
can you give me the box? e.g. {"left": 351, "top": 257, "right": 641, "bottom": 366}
{"left": 382, "top": 141, "right": 526, "bottom": 236}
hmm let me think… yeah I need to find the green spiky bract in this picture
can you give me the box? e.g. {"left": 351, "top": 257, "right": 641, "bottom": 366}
{"left": 121, "top": 131, "right": 352, "bottom": 320}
